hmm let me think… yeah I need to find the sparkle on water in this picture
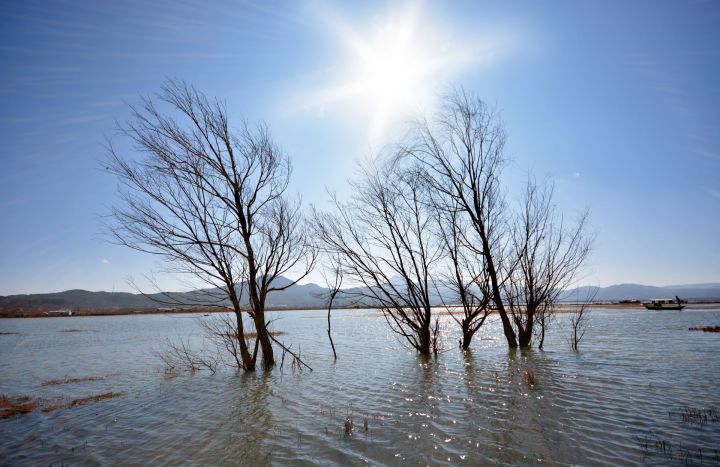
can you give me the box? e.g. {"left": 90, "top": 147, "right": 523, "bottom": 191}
{"left": 1, "top": 307, "right": 719, "bottom": 465}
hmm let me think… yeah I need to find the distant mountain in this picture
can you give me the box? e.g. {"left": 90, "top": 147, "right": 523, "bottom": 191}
{"left": 1, "top": 279, "right": 719, "bottom": 313}
{"left": 0, "top": 279, "right": 331, "bottom": 312}
{"left": 561, "top": 283, "right": 720, "bottom": 302}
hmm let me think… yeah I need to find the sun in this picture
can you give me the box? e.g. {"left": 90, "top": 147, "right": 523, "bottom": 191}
{"left": 353, "top": 21, "right": 428, "bottom": 126}
{"left": 296, "top": 4, "right": 483, "bottom": 144}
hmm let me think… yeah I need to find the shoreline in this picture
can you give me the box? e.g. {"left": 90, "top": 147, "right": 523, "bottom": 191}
{"left": 2, "top": 301, "right": 719, "bottom": 319}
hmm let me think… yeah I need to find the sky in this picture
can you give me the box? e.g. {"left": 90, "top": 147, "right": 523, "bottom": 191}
{"left": 1, "top": 0, "right": 719, "bottom": 295}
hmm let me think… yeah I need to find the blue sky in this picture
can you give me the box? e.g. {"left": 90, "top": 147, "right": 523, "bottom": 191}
{"left": 1, "top": 0, "right": 718, "bottom": 295}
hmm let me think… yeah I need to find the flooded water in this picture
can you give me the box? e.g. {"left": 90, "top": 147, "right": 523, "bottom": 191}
{"left": 1, "top": 306, "right": 719, "bottom": 465}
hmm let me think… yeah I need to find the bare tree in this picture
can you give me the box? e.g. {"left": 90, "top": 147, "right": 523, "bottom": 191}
{"left": 504, "top": 179, "right": 593, "bottom": 348}
{"left": 568, "top": 290, "right": 596, "bottom": 350}
{"left": 435, "top": 205, "right": 493, "bottom": 351}
{"left": 158, "top": 334, "right": 221, "bottom": 374}
{"left": 569, "top": 302, "right": 591, "bottom": 350}
{"left": 401, "top": 89, "right": 593, "bottom": 349}
{"left": 400, "top": 89, "right": 519, "bottom": 347}
{"left": 106, "top": 81, "right": 315, "bottom": 371}
{"left": 320, "top": 256, "right": 343, "bottom": 360}
{"left": 313, "top": 159, "right": 443, "bottom": 356}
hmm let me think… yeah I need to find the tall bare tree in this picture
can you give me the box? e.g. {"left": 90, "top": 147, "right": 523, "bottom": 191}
{"left": 107, "top": 81, "right": 315, "bottom": 371}
{"left": 402, "top": 89, "right": 592, "bottom": 349}
{"left": 504, "top": 179, "right": 592, "bottom": 348}
{"left": 313, "top": 160, "right": 443, "bottom": 356}
{"left": 400, "top": 89, "right": 519, "bottom": 347}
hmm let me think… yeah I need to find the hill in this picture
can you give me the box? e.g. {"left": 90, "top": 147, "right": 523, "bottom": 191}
{"left": 1, "top": 280, "right": 719, "bottom": 315}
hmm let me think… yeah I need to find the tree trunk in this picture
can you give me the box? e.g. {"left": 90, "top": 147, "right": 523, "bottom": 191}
{"left": 479, "top": 227, "right": 518, "bottom": 348}
{"left": 497, "top": 307, "right": 518, "bottom": 348}
{"left": 235, "top": 311, "right": 255, "bottom": 371}
{"left": 518, "top": 312, "right": 534, "bottom": 348}
{"left": 242, "top": 230, "right": 275, "bottom": 370}
{"left": 418, "top": 326, "right": 432, "bottom": 356}
{"left": 253, "top": 311, "right": 275, "bottom": 370}
{"left": 518, "top": 329, "right": 532, "bottom": 348}
{"left": 229, "top": 293, "right": 255, "bottom": 371}
{"left": 461, "top": 321, "right": 473, "bottom": 351}
{"left": 518, "top": 307, "right": 535, "bottom": 348}
{"left": 327, "top": 308, "right": 337, "bottom": 360}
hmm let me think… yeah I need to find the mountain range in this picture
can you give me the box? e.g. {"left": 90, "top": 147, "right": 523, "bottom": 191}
{"left": 1, "top": 280, "right": 719, "bottom": 313}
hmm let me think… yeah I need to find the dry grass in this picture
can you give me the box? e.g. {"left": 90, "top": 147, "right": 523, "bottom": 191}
{"left": 58, "top": 328, "right": 95, "bottom": 333}
{"left": 0, "top": 332, "right": 20, "bottom": 336}
{"left": 669, "top": 407, "right": 719, "bottom": 424}
{"left": 689, "top": 326, "right": 720, "bottom": 333}
{"left": 0, "top": 396, "right": 39, "bottom": 418}
{"left": 42, "top": 376, "right": 104, "bottom": 386}
{"left": 69, "top": 392, "right": 124, "bottom": 407}
{"left": 41, "top": 403, "right": 66, "bottom": 413}
{"left": 0, "top": 391, "right": 124, "bottom": 418}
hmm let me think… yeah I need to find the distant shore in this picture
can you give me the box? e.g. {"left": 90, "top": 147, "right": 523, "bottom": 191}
{"left": 2, "top": 301, "right": 719, "bottom": 319}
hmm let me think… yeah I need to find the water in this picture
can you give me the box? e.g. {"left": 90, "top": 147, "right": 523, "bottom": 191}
{"left": 1, "top": 307, "right": 719, "bottom": 465}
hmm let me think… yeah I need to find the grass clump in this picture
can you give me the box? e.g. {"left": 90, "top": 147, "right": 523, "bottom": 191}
{"left": 0, "top": 391, "right": 124, "bottom": 418}
{"left": 70, "top": 392, "right": 124, "bottom": 407}
{"left": 0, "top": 396, "right": 39, "bottom": 418}
{"left": 688, "top": 326, "right": 720, "bottom": 333}
{"left": 42, "top": 376, "right": 104, "bottom": 386}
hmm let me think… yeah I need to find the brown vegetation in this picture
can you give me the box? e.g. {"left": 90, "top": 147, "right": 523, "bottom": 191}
{"left": 40, "top": 403, "right": 67, "bottom": 413}
{"left": 69, "top": 392, "right": 124, "bottom": 407}
{"left": 42, "top": 376, "right": 104, "bottom": 386}
{"left": 688, "top": 326, "right": 720, "bottom": 333}
{"left": 0, "top": 391, "right": 124, "bottom": 418}
{"left": 0, "top": 396, "right": 39, "bottom": 418}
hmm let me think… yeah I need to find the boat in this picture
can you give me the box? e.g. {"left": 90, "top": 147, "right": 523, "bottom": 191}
{"left": 643, "top": 297, "right": 685, "bottom": 311}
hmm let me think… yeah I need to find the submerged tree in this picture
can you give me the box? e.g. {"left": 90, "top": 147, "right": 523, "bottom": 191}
{"left": 401, "top": 89, "right": 519, "bottom": 348}
{"left": 402, "top": 89, "right": 592, "bottom": 349}
{"left": 436, "top": 205, "right": 493, "bottom": 351}
{"left": 568, "top": 290, "right": 596, "bottom": 350}
{"left": 504, "top": 179, "right": 592, "bottom": 348}
{"left": 313, "top": 160, "right": 443, "bottom": 356}
{"left": 320, "top": 256, "right": 343, "bottom": 360}
{"left": 107, "top": 81, "right": 315, "bottom": 371}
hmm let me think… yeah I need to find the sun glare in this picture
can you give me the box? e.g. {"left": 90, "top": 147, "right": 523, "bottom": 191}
{"left": 298, "top": 4, "right": 490, "bottom": 144}
{"left": 355, "top": 23, "right": 427, "bottom": 120}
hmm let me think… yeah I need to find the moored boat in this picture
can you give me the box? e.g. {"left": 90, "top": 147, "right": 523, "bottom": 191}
{"left": 643, "top": 297, "right": 685, "bottom": 310}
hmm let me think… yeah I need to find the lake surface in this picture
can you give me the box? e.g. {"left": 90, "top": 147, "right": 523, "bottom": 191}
{"left": 1, "top": 306, "right": 719, "bottom": 465}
